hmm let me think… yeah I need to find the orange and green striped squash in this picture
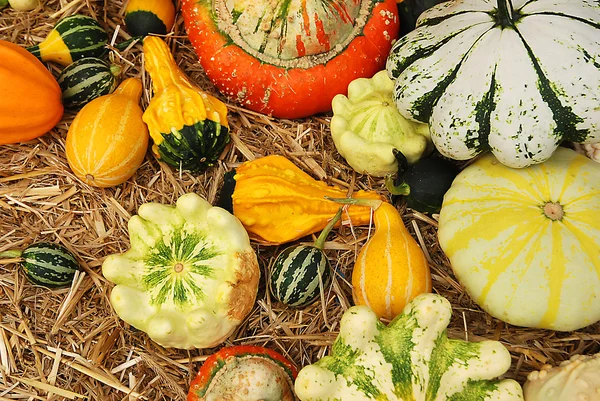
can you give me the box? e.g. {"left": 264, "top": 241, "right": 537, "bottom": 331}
{"left": 438, "top": 147, "right": 600, "bottom": 331}
{"left": 352, "top": 201, "right": 431, "bottom": 320}
{"left": 66, "top": 78, "right": 149, "bottom": 188}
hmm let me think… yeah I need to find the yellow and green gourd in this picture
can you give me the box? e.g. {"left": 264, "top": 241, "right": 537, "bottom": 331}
{"left": 124, "top": 0, "right": 176, "bottom": 37}
{"left": 438, "top": 147, "right": 600, "bottom": 331}
{"left": 142, "top": 36, "right": 230, "bottom": 172}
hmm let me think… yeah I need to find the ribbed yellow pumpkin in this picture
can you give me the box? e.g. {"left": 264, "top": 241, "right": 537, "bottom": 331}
{"left": 438, "top": 147, "right": 600, "bottom": 331}
{"left": 352, "top": 201, "right": 431, "bottom": 320}
{"left": 66, "top": 78, "right": 149, "bottom": 188}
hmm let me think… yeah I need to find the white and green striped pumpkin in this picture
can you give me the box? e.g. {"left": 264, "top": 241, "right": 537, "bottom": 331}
{"left": 438, "top": 147, "right": 600, "bottom": 331}
{"left": 295, "top": 293, "right": 524, "bottom": 401}
{"left": 102, "top": 193, "right": 260, "bottom": 349}
{"left": 386, "top": 0, "right": 600, "bottom": 168}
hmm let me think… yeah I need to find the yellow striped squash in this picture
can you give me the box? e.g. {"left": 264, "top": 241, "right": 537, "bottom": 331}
{"left": 352, "top": 201, "right": 431, "bottom": 320}
{"left": 438, "top": 147, "right": 600, "bottom": 331}
{"left": 66, "top": 78, "right": 149, "bottom": 188}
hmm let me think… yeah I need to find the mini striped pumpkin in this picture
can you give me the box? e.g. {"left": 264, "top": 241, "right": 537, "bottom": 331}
{"left": 66, "top": 78, "right": 149, "bottom": 188}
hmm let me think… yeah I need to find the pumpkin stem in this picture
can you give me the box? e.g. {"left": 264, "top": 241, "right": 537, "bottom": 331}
{"left": 496, "top": 0, "right": 515, "bottom": 28}
{"left": 314, "top": 207, "right": 343, "bottom": 250}
{"left": 324, "top": 196, "right": 383, "bottom": 210}
{"left": 385, "top": 176, "right": 410, "bottom": 196}
{"left": 543, "top": 202, "right": 564, "bottom": 221}
{"left": 112, "top": 77, "right": 143, "bottom": 101}
{"left": 0, "top": 249, "right": 23, "bottom": 259}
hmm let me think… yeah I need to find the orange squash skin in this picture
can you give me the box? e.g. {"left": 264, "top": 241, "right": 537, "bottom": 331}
{"left": 66, "top": 78, "right": 149, "bottom": 188}
{"left": 0, "top": 40, "right": 63, "bottom": 145}
{"left": 181, "top": 0, "right": 400, "bottom": 119}
{"left": 352, "top": 202, "right": 432, "bottom": 320}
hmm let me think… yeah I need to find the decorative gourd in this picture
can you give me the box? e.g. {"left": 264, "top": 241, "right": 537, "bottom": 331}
{"left": 65, "top": 78, "right": 149, "bottom": 188}
{"left": 102, "top": 193, "right": 260, "bottom": 349}
{"left": 331, "top": 200, "right": 431, "bottom": 320}
{"left": 438, "top": 147, "right": 600, "bottom": 331}
{"left": 57, "top": 57, "right": 121, "bottom": 109}
{"left": 27, "top": 14, "right": 108, "bottom": 67}
{"left": 524, "top": 353, "right": 600, "bottom": 401}
{"left": 397, "top": 0, "right": 448, "bottom": 35}
{"left": 0, "top": 242, "right": 80, "bottom": 288}
{"left": 294, "top": 293, "right": 525, "bottom": 401}
{"left": 142, "top": 36, "right": 230, "bottom": 172}
{"left": 0, "top": 40, "right": 63, "bottom": 145}
{"left": 125, "top": 0, "right": 176, "bottom": 37}
{"left": 188, "top": 345, "right": 298, "bottom": 401}
{"left": 181, "top": 0, "right": 400, "bottom": 119}
{"left": 270, "top": 208, "right": 341, "bottom": 308}
{"left": 231, "top": 155, "right": 385, "bottom": 244}
{"left": 331, "top": 70, "right": 431, "bottom": 177}
{"left": 386, "top": 150, "right": 460, "bottom": 213}
{"left": 386, "top": 0, "right": 600, "bottom": 168}
{"left": 7, "top": 0, "right": 40, "bottom": 11}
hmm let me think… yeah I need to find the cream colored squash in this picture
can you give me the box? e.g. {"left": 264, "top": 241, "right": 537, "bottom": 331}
{"left": 438, "top": 147, "right": 600, "bottom": 331}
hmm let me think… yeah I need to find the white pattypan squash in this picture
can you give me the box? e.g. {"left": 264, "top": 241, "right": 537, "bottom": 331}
{"left": 438, "top": 147, "right": 600, "bottom": 331}
{"left": 295, "top": 293, "right": 524, "bottom": 401}
{"left": 102, "top": 193, "right": 259, "bottom": 349}
{"left": 386, "top": 0, "right": 600, "bottom": 168}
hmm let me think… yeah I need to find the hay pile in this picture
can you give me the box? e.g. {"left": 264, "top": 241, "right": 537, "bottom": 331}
{"left": 1, "top": 1, "right": 598, "bottom": 400}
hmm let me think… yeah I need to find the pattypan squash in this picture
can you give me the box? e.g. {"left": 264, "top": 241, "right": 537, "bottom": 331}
{"left": 331, "top": 70, "right": 431, "bottom": 177}
{"left": 295, "top": 293, "right": 524, "bottom": 401}
{"left": 102, "top": 193, "right": 259, "bottom": 349}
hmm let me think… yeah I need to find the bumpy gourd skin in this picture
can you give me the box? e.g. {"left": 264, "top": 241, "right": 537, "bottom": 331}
{"left": 102, "top": 193, "right": 259, "bottom": 349}
{"left": 142, "top": 36, "right": 230, "bottom": 172}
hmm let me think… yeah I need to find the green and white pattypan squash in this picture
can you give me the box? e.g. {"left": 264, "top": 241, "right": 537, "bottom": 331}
{"left": 295, "top": 293, "right": 524, "bottom": 401}
{"left": 102, "top": 193, "right": 260, "bottom": 349}
{"left": 331, "top": 70, "right": 431, "bottom": 177}
{"left": 386, "top": 0, "right": 600, "bottom": 168}
{"left": 438, "top": 147, "right": 600, "bottom": 331}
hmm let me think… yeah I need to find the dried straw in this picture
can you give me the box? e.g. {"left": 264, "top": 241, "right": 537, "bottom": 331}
{"left": 1, "top": 1, "right": 598, "bottom": 399}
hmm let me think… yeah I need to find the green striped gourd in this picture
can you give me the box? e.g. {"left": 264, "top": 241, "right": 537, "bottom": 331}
{"left": 295, "top": 293, "right": 524, "bottom": 401}
{"left": 57, "top": 57, "right": 121, "bottom": 109}
{"left": 269, "top": 208, "right": 341, "bottom": 307}
{"left": 27, "top": 14, "right": 108, "bottom": 67}
{"left": 0, "top": 242, "right": 80, "bottom": 288}
{"left": 386, "top": 0, "right": 600, "bottom": 168}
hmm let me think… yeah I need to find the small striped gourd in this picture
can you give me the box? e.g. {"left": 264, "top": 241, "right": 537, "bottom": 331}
{"left": 352, "top": 201, "right": 431, "bottom": 320}
{"left": 438, "top": 147, "right": 600, "bottom": 331}
{"left": 65, "top": 78, "right": 149, "bottom": 188}
{"left": 270, "top": 209, "right": 341, "bottom": 307}
{"left": 57, "top": 57, "right": 121, "bottom": 109}
{"left": 142, "top": 36, "right": 230, "bottom": 172}
{"left": 295, "top": 293, "right": 524, "bottom": 401}
{"left": 0, "top": 242, "right": 80, "bottom": 288}
{"left": 27, "top": 14, "right": 108, "bottom": 66}
{"left": 125, "top": 0, "right": 176, "bottom": 37}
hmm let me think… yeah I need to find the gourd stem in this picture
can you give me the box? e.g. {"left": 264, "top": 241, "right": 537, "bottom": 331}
{"left": 109, "top": 64, "right": 122, "bottom": 77}
{"left": 113, "top": 36, "right": 142, "bottom": 51}
{"left": 0, "top": 249, "right": 23, "bottom": 259}
{"left": 324, "top": 196, "right": 383, "bottom": 210}
{"left": 314, "top": 207, "right": 343, "bottom": 250}
{"left": 496, "top": 0, "right": 515, "bottom": 28}
{"left": 385, "top": 176, "right": 410, "bottom": 196}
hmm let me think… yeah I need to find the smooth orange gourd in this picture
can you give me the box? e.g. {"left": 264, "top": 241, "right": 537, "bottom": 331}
{"left": 66, "top": 78, "right": 149, "bottom": 188}
{"left": 352, "top": 202, "right": 431, "bottom": 320}
{"left": 0, "top": 40, "right": 63, "bottom": 145}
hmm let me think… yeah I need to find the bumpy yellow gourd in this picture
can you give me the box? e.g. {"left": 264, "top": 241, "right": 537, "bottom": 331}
{"left": 352, "top": 201, "right": 431, "bottom": 320}
{"left": 142, "top": 36, "right": 230, "bottom": 172}
{"left": 232, "top": 155, "right": 385, "bottom": 244}
{"left": 66, "top": 78, "right": 149, "bottom": 188}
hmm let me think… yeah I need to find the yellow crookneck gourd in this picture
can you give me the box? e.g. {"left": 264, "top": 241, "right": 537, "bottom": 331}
{"left": 231, "top": 155, "right": 385, "bottom": 244}
{"left": 351, "top": 201, "right": 431, "bottom": 320}
{"left": 142, "top": 36, "right": 230, "bottom": 172}
{"left": 66, "top": 78, "right": 149, "bottom": 188}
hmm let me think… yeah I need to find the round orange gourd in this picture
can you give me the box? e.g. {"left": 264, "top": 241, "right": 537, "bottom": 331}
{"left": 66, "top": 78, "right": 149, "bottom": 188}
{"left": 352, "top": 202, "right": 431, "bottom": 320}
{"left": 0, "top": 40, "right": 63, "bottom": 145}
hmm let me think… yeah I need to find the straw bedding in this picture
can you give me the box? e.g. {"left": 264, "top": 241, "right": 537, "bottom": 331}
{"left": 0, "top": 1, "right": 598, "bottom": 400}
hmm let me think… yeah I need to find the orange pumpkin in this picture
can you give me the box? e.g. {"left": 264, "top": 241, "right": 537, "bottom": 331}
{"left": 66, "top": 78, "right": 149, "bottom": 188}
{"left": 352, "top": 202, "right": 431, "bottom": 320}
{"left": 0, "top": 40, "right": 63, "bottom": 145}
